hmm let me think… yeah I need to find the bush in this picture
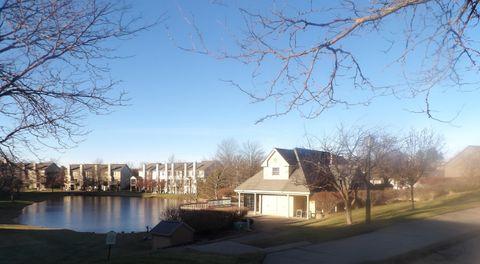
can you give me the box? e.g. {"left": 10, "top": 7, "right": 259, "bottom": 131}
{"left": 355, "top": 189, "right": 409, "bottom": 205}
{"left": 413, "top": 176, "right": 480, "bottom": 201}
{"left": 165, "top": 206, "right": 249, "bottom": 234}
{"left": 447, "top": 176, "right": 480, "bottom": 193}
{"left": 217, "top": 187, "right": 235, "bottom": 198}
{"left": 415, "top": 186, "right": 448, "bottom": 201}
{"left": 310, "top": 192, "right": 342, "bottom": 215}
{"left": 162, "top": 207, "right": 182, "bottom": 221}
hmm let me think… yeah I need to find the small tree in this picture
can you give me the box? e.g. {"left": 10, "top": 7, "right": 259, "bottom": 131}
{"left": 397, "top": 128, "right": 443, "bottom": 209}
{"left": 320, "top": 126, "right": 367, "bottom": 225}
{"left": 45, "top": 170, "right": 65, "bottom": 192}
{"left": 199, "top": 166, "right": 227, "bottom": 200}
{"left": 239, "top": 141, "right": 265, "bottom": 183}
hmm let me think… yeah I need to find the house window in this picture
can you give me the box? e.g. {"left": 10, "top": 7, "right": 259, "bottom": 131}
{"left": 272, "top": 167, "right": 280, "bottom": 176}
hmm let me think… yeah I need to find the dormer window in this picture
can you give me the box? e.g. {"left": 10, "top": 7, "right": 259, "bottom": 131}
{"left": 272, "top": 167, "right": 280, "bottom": 176}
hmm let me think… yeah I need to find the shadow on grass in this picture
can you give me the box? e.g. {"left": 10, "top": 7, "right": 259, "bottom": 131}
{"left": 0, "top": 228, "right": 264, "bottom": 264}
{"left": 263, "top": 219, "right": 480, "bottom": 264}
{"left": 247, "top": 191, "right": 480, "bottom": 248}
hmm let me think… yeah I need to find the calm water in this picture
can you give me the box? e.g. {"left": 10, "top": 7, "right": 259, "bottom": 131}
{"left": 17, "top": 196, "right": 180, "bottom": 233}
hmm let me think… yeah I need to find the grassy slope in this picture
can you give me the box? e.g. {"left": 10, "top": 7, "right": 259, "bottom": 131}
{"left": 0, "top": 192, "right": 263, "bottom": 264}
{"left": 246, "top": 191, "right": 480, "bottom": 248}
{"left": 0, "top": 228, "right": 263, "bottom": 264}
{"left": 2, "top": 191, "right": 480, "bottom": 263}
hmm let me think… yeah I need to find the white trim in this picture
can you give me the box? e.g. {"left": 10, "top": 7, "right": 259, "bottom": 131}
{"left": 235, "top": 189, "right": 310, "bottom": 195}
{"left": 261, "top": 148, "right": 289, "bottom": 167}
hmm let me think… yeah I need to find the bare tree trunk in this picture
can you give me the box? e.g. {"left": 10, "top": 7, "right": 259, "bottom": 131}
{"left": 410, "top": 185, "right": 415, "bottom": 210}
{"left": 344, "top": 197, "right": 353, "bottom": 225}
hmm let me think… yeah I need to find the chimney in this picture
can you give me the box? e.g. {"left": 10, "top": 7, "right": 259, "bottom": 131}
{"left": 183, "top": 163, "right": 187, "bottom": 194}
{"left": 171, "top": 162, "right": 175, "bottom": 194}
{"left": 68, "top": 164, "right": 72, "bottom": 184}
{"left": 142, "top": 163, "right": 146, "bottom": 179}
{"left": 193, "top": 161, "right": 197, "bottom": 178}
{"left": 107, "top": 163, "right": 111, "bottom": 183}
{"left": 94, "top": 164, "right": 98, "bottom": 182}
{"left": 165, "top": 161, "right": 169, "bottom": 193}
{"left": 79, "top": 164, "right": 84, "bottom": 187}
{"left": 155, "top": 163, "right": 159, "bottom": 181}
{"left": 193, "top": 161, "right": 197, "bottom": 193}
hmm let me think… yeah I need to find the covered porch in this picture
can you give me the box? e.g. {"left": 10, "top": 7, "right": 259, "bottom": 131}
{"left": 236, "top": 191, "right": 314, "bottom": 219}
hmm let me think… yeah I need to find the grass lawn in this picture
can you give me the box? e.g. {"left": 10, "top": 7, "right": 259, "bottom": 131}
{"left": 0, "top": 192, "right": 263, "bottom": 264}
{"left": 0, "top": 228, "right": 263, "bottom": 264}
{"left": 246, "top": 190, "right": 480, "bottom": 248}
{"left": 2, "top": 190, "right": 480, "bottom": 263}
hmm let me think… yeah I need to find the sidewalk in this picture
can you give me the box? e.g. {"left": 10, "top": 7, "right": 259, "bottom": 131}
{"left": 191, "top": 206, "right": 480, "bottom": 263}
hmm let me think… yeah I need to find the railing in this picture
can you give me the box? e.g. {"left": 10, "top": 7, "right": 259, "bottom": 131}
{"left": 180, "top": 198, "right": 232, "bottom": 210}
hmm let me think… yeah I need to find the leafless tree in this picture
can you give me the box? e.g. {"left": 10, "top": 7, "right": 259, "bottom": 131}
{"left": 215, "top": 138, "right": 242, "bottom": 186}
{"left": 0, "top": 162, "right": 23, "bottom": 198}
{"left": 0, "top": 0, "right": 155, "bottom": 166}
{"left": 239, "top": 140, "right": 265, "bottom": 182}
{"left": 320, "top": 126, "right": 368, "bottom": 225}
{"left": 366, "top": 132, "right": 401, "bottom": 185}
{"left": 396, "top": 128, "right": 443, "bottom": 209}
{"left": 45, "top": 167, "right": 65, "bottom": 192}
{"left": 214, "top": 139, "right": 265, "bottom": 187}
{"left": 178, "top": 1, "right": 479, "bottom": 123}
{"left": 198, "top": 165, "right": 227, "bottom": 199}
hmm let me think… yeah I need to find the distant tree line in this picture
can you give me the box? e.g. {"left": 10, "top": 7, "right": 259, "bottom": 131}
{"left": 308, "top": 126, "right": 443, "bottom": 225}
{"left": 198, "top": 139, "right": 265, "bottom": 199}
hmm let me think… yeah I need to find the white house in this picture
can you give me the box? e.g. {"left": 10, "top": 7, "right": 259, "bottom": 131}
{"left": 235, "top": 148, "right": 331, "bottom": 219}
{"left": 138, "top": 161, "right": 219, "bottom": 194}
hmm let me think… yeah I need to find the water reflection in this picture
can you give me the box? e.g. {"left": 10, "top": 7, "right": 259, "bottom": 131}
{"left": 18, "top": 196, "right": 180, "bottom": 233}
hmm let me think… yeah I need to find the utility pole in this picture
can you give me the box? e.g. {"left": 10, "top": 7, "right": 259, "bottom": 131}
{"left": 365, "top": 135, "right": 372, "bottom": 225}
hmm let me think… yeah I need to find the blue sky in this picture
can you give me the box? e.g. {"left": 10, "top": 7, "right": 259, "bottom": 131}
{"left": 44, "top": 1, "right": 480, "bottom": 166}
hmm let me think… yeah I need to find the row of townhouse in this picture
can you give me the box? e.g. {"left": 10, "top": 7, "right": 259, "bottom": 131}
{"left": 66, "top": 163, "right": 132, "bottom": 191}
{"left": 2, "top": 159, "right": 220, "bottom": 193}
{"left": 138, "top": 161, "right": 218, "bottom": 194}
{"left": 0, "top": 162, "right": 64, "bottom": 190}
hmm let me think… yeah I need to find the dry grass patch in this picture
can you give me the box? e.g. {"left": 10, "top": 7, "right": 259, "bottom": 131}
{"left": 246, "top": 191, "right": 480, "bottom": 248}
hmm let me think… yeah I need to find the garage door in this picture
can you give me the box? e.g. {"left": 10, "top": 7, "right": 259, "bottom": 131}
{"left": 262, "top": 195, "right": 288, "bottom": 217}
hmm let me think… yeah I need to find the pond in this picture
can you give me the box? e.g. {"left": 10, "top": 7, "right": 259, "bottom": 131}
{"left": 17, "top": 195, "right": 181, "bottom": 233}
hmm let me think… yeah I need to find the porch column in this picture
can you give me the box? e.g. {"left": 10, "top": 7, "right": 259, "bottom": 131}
{"left": 306, "top": 195, "right": 310, "bottom": 220}
{"left": 259, "top": 195, "right": 262, "bottom": 214}
{"left": 287, "top": 194, "right": 290, "bottom": 218}
{"left": 238, "top": 192, "right": 241, "bottom": 208}
{"left": 253, "top": 193, "right": 257, "bottom": 215}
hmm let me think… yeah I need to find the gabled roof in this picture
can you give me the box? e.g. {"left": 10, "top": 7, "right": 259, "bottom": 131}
{"left": 236, "top": 147, "right": 332, "bottom": 194}
{"left": 151, "top": 220, "right": 194, "bottom": 236}
{"left": 196, "top": 160, "right": 218, "bottom": 171}
{"left": 144, "top": 163, "right": 160, "bottom": 171}
{"left": 234, "top": 170, "right": 310, "bottom": 194}
{"left": 446, "top": 145, "right": 480, "bottom": 165}
{"left": 275, "top": 148, "right": 298, "bottom": 165}
{"left": 21, "top": 162, "right": 60, "bottom": 171}
{"left": 111, "top": 164, "right": 129, "bottom": 171}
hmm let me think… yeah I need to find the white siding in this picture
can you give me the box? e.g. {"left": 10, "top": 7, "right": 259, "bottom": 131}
{"left": 263, "top": 151, "right": 290, "bottom": 180}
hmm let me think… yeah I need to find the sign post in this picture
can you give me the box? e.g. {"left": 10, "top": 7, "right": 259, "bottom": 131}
{"left": 105, "top": 231, "right": 117, "bottom": 261}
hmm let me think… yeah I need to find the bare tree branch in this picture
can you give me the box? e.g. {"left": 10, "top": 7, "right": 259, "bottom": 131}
{"left": 176, "top": 0, "right": 480, "bottom": 123}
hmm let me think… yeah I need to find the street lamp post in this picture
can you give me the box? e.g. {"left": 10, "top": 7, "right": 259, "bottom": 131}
{"left": 365, "top": 135, "right": 372, "bottom": 225}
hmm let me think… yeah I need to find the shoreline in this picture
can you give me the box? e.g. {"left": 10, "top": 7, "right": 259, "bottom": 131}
{"left": 0, "top": 191, "right": 193, "bottom": 228}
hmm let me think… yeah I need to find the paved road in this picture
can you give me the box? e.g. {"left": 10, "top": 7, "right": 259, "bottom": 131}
{"left": 191, "top": 207, "right": 480, "bottom": 263}
{"left": 409, "top": 235, "right": 480, "bottom": 264}
{"left": 263, "top": 207, "right": 480, "bottom": 264}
